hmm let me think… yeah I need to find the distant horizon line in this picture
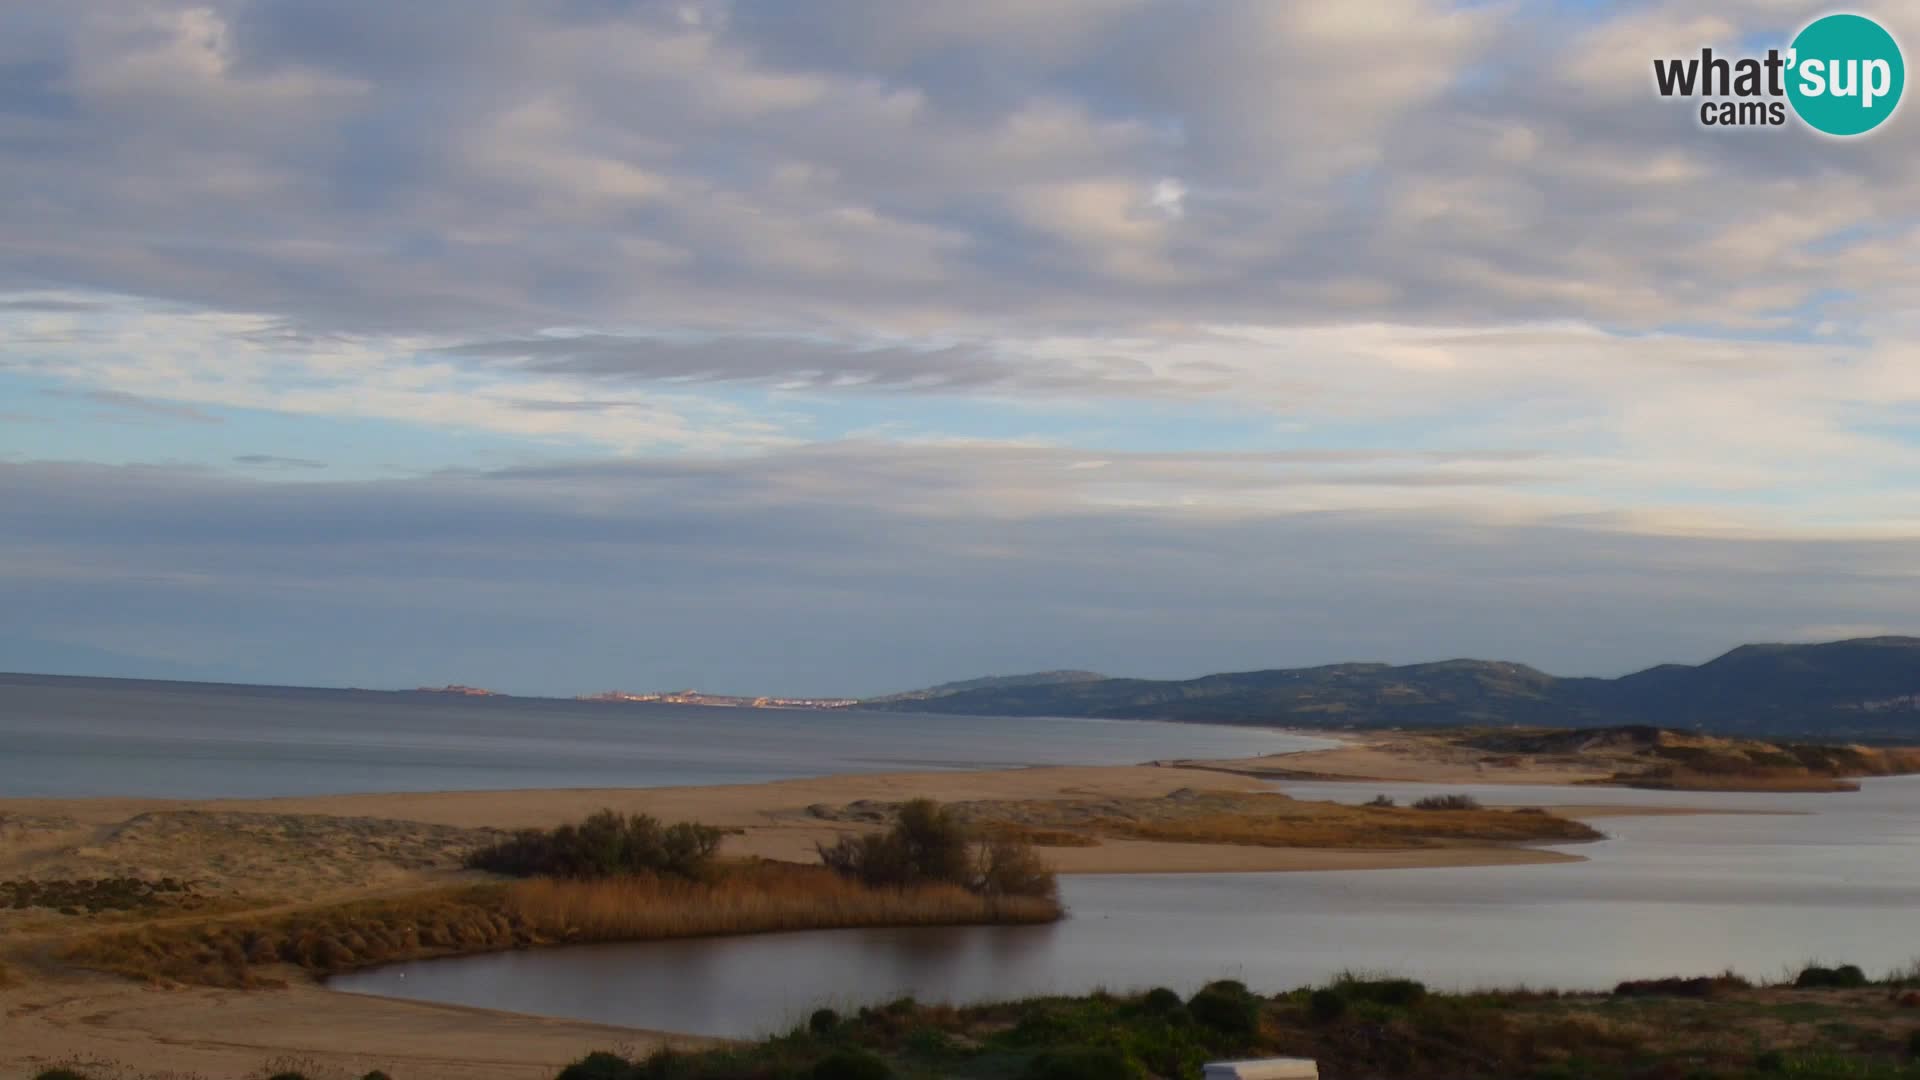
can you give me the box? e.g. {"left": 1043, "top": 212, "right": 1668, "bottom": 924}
{"left": 5, "top": 632, "right": 1914, "bottom": 704}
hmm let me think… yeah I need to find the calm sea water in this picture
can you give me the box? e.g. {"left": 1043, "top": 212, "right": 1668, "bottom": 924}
{"left": 0, "top": 674, "right": 1326, "bottom": 798}
{"left": 333, "top": 777, "right": 1920, "bottom": 1038}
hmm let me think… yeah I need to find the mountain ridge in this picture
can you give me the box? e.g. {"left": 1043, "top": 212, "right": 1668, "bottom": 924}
{"left": 856, "top": 636, "right": 1920, "bottom": 740}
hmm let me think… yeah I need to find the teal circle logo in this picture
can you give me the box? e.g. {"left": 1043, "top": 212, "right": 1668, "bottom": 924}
{"left": 1787, "top": 14, "right": 1904, "bottom": 135}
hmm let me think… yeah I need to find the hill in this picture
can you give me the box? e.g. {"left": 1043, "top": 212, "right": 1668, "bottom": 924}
{"left": 855, "top": 637, "right": 1920, "bottom": 740}
{"left": 863, "top": 669, "right": 1107, "bottom": 705}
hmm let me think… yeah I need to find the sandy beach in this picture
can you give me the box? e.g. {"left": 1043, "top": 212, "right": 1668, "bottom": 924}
{"left": 0, "top": 741, "right": 1708, "bottom": 1080}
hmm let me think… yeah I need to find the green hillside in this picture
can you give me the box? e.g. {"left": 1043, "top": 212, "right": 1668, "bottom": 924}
{"left": 857, "top": 637, "right": 1920, "bottom": 740}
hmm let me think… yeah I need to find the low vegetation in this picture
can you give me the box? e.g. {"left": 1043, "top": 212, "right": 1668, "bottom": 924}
{"left": 61, "top": 860, "right": 1060, "bottom": 988}
{"left": 509, "top": 861, "right": 1059, "bottom": 943}
{"left": 2, "top": 876, "right": 199, "bottom": 914}
{"left": 1411, "top": 793, "right": 1483, "bottom": 811}
{"left": 34, "top": 962, "right": 1920, "bottom": 1079}
{"left": 817, "top": 799, "right": 1058, "bottom": 902}
{"left": 811, "top": 789, "right": 1599, "bottom": 853}
{"left": 464, "top": 810, "right": 726, "bottom": 880}
{"left": 1458, "top": 726, "right": 1920, "bottom": 792}
{"left": 528, "top": 963, "right": 1920, "bottom": 1080}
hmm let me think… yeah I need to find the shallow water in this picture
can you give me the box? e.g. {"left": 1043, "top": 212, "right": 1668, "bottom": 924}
{"left": 0, "top": 674, "right": 1326, "bottom": 797}
{"left": 332, "top": 776, "right": 1920, "bottom": 1038}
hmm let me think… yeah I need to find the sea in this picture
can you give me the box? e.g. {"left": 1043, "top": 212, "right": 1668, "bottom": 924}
{"left": 0, "top": 672, "right": 1327, "bottom": 799}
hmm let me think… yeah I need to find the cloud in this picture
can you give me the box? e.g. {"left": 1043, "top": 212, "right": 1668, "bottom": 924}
{"left": 1, "top": 454, "right": 1914, "bottom": 695}
{"left": 4, "top": 2, "right": 1920, "bottom": 690}
{"left": 3, "top": 0, "right": 1912, "bottom": 338}
{"left": 233, "top": 453, "right": 326, "bottom": 470}
{"left": 62, "top": 389, "right": 222, "bottom": 424}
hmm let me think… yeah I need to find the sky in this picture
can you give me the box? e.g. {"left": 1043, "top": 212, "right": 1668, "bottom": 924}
{"left": 3, "top": 1, "right": 1919, "bottom": 697}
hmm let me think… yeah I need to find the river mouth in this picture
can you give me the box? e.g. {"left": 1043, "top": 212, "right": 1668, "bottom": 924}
{"left": 328, "top": 776, "right": 1920, "bottom": 1039}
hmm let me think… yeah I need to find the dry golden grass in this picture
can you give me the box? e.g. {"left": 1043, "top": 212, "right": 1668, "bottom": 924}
{"left": 973, "top": 822, "right": 1101, "bottom": 848}
{"left": 1093, "top": 802, "right": 1600, "bottom": 849}
{"left": 939, "top": 790, "right": 1600, "bottom": 851}
{"left": 1622, "top": 769, "right": 1860, "bottom": 793}
{"left": 509, "top": 862, "right": 1060, "bottom": 942}
{"left": 61, "top": 861, "right": 1061, "bottom": 988}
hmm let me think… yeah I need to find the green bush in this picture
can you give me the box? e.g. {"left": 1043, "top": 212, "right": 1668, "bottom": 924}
{"left": 1412, "top": 793, "right": 1483, "bottom": 811}
{"left": 819, "top": 799, "right": 971, "bottom": 889}
{"left": 1188, "top": 984, "right": 1259, "bottom": 1037}
{"left": 1908, "top": 1030, "right": 1920, "bottom": 1059}
{"left": 557, "top": 1052, "right": 639, "bottom": 1080}
{"left": 818, "top": 798, "right": 1056, "bottom": 900}
{"left": 809, "top": 1006, "right": 841, "bottom": 1034}
{"left": 467, "top": 811, "right": 722, "bottom": 880}
{"left": 1140, "top": 986, "right": 1184, "bottom": 1014}
{"left": 1308, "top": 988, "right": 1348, "bottom": 1023}
{"left": 977, "top": 837, "right": 1059, "bottom": 901}
{"left": 810, "top": 1049, "right": 892, "bottom": 1080}
{"left": 1794, "top": 964, "right": 1869, "bottom": 989}
{"left": 1335, "top": 976, "right": 1427, "bottom": 1008}
{"left": 1020, "top": 1047, "right": 1143, "bottom": 1080}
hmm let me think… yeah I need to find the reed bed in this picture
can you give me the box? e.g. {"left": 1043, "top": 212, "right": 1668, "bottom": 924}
{"left": 63, "top": 862, "right": 1061, "bottom": 987}
{"left": 508, "top": 862, "right": 1060, "bottom": 941}
{"left": 1623, "top": 768, "right": 1860, "bottom": 792}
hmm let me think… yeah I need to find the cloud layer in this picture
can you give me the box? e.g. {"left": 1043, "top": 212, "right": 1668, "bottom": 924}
{"left": 3, "top": 1, "right": 1918, "bottom": 691}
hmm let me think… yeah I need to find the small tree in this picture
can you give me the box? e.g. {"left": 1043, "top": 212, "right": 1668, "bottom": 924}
{"left": 466, "top": 811, "right": 723, "bottom": 880}
{"left": 818, "top": 799, "right": 1055, "bottom": 900}
{"left": 976, "top": 838, "right": 1058, "bottom": 902}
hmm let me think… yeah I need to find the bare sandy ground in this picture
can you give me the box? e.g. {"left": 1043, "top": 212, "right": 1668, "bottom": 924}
{"left": 1182, "top": 731, "right": 1617, "bottom": 785}
{"left": 2, "top": 973, "right": 716, "bottom": 1080}
{"left": 0, "top": 760, "right": 1627, "bottom": 884}
{"left": 0, "top": 749, "right": 1718, "bottom": 1079}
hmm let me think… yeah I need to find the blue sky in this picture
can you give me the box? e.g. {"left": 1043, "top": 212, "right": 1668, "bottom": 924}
{"left": 3, "top": 1, "right": 1919, "bottom": 696}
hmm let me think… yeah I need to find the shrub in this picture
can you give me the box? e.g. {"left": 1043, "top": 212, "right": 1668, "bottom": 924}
{"left": 466, "top": 811, "right": 723, "bottom": 881}
{"left": 1188, "top": 984, "right": 1260, "bottom": 1037}
{"left": 1308, "top": 988, "right": 1348, "bottom": 1023}
{"left": 811, "top": 1049, "right": 892, "bottom": 1080}
{"left": 977, "top": 838, "right": 1059, "bottom": 902}
{"left": 1754, "top": 1049, "right": 1786, "bottom": 1073}
{"left": 1340, "top": 976, "right": 1427, "bottom": 1007}
{"left": 361, "top": 1073, "right": 392, "bottom": 1080}
{"left": 34, "top": 1071, "right": 91, "bottom": 1080}
{"left": 1140, "top": 986, "right": 1184, "bottom": 1014}
{"left": 1366, "top": 794, "right": 1397, "bottom": 807}
{"left": 818, "top": 799, "right": 969, "bottom": 890}
{"left": 1612, "top": 974, "right": 1750, "bottom": 998}
{"left": 1021, "top": 1047, "right": 1143, "bottom": 1080}
{"left": 1795, "top": 964, "right": 1869, "bottom": 989}
{"left": 557, "top": 1054, "right": 638, "bottom": 1080}
{"left": 1412, "top": 794, "right": 1483, "bottom": 811}
{"left": 809, "top": 1007, "right": 841, "bottom": 1034}
{"left": 819, "top": 799, "right": 1056, "bottom": 901}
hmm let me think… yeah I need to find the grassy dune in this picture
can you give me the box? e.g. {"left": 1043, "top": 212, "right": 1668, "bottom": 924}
{"left": 60, "top": 862, "right": 1062, "bottom": 988}
{"left": 1457, "top": 727, "right": 1920, "bottom": 792}
{"left": 817, "top": 789, "right": 1604, "bottom": 852}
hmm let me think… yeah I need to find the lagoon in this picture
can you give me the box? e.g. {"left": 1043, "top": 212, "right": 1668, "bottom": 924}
{"left": 332, "top": 776, "right": 1920, "bottom": 1038}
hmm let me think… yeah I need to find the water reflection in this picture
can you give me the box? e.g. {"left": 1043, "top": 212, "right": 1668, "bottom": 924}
{"left": 332, "top": 776, "right": 1920, "bottom": 1038}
